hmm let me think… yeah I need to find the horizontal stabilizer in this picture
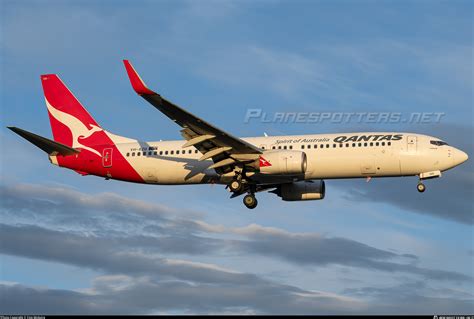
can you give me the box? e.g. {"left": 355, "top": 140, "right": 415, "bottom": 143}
{"left": 7, "top": 126, "right": 80, "bottom": 156}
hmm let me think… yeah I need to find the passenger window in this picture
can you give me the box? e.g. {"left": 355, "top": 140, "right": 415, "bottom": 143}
{"left": 326, "top": 144, "right": 330, "bottom": 148}
{"left": 188, "top": 150, "right": 192, "bottom": 154}
{"left": 381, "top": 142, "right": 385, "bottom": 146}
{"left": 148, "top": 151, "right": 152, "bottom": 155}
{"left": 307, "top": 145, "right": 311, "bottom": 149}
{"left": 137, "top": 152, "right": 141, "bottom": 156}
{"left": 283, "top": 146, "right": 287, "bottom": 150}
{"left": 126, "top": 153, "right": 130, "bottom": 157}
{"left": 176, "top": 150, "right": 180, "bottom": 155}
{"left": 170, "top": 150, "right": 174, "bottom": 155}
{"left": 333, "top": 144, "right": 336, "bottom": 148}
{"left": 314, "top": 145, "right": 318, "bottom": 149}
{"left": 369, "top": 142, "right": 373, "bottom": 147}
{"left": 195, "top": 150, "right": 198, "bottom": 153}
{"left": 387, "top": 142, "right": 391, "bottom": 146}
{"left": 159, "top": 151, "right": 163, "bottom": 155}
{"left": 289, "top": 145, "right": 293, "bottom": 149}
{"left": 301, "top": 145, "right": 305, "bottom": 149}
{"left": 154, "top": 151, "right": 157, "bottom": 155}
{"left": 132, "top": 152, "right": 135, "bottom": 156}
{"left": 358, "top": 143, "right": 362, "bottom": 147}
{"left": 352, "top": 143, "right": 356, "bottom": 147}
{"left": 339, "top": 144, "right": 343, "bottom": 148}
{"left": 165, "top": 151, "right": 168, "bottom": 155}
{"left": 364, "top": 143, "right": 368, "bottom": 147}
{"left": 375, "top": 142, "right": 379, "bottom": 146}
{"left": 345, "top": 143, "right": 349, "bottom": 147}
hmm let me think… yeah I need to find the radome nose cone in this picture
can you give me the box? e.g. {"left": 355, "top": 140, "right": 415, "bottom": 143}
{"left": 459, "top": 150, "right": 469, "bottom": 164}
{"left": 454, "top": 149, "right": 469, "bottom": 165}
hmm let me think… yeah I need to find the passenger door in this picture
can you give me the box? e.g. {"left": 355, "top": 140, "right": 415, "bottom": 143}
{"left": 407, "top": 135, "right": 417, "bottom": 153}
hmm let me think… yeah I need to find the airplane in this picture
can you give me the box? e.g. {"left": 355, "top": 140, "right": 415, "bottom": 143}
{"left": 8, "top": 60, "right": 469, "bottom": 209}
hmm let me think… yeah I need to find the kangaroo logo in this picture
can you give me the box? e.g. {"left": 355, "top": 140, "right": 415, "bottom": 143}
{"left": 259, "top": 156, "right": 272, "bottom": 167}
{"left": 45, "top": 98, "right": 103, "bottom": 157}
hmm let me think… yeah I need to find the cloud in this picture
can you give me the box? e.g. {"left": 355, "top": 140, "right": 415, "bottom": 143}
{"left": 0, "top": 223, "right": 263, "bottom": 286}
{"left": 1, "top": 179, "right": 472, "bottom": 314}
{"left": 344, "top": 281, "right": 474, "bottom": 314}
{"left": 1, "top": 183, "right": 471, "bottom": 285}
{"left": 225, "top": 224, "right": 470, "bottom": 282}
{"left": 0, "top": 278, "right": 365, "bottom": 315}
{"left": 3, "top": 276, "right": 472, "bottom": 314}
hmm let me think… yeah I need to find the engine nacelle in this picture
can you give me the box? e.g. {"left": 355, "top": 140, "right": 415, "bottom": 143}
{"left": 259, "top": 151, "right": 307, "bottom": 175}
{"left": 273, "top": 180, "right": 325, "bottom": 201}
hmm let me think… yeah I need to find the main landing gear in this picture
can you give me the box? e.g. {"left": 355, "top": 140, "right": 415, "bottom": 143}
{"left": 243, "top": 183, "right": 258, "bottom": 209}
{"left": 227, "top": 172, "right": 258, "bottom": 209}
{"left": 417, "top": 182, "right": 426, "bottom": 193}
{"left": 229, "top": 178, "right": 243, "bottom": 193}
{"left": 227, "top": 173, "right": 258, "bottom": 209}
{"left": 243, "top": 193, "right": 258, "bottom": 209}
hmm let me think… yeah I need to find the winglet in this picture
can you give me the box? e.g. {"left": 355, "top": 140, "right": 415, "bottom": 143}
{"left": 123, "top": 60, "right": 156, "bottom": 95}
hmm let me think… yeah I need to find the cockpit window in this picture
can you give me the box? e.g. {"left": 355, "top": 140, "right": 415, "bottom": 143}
{"left": 430, "top": 140, "right": 448, "bottom": 146}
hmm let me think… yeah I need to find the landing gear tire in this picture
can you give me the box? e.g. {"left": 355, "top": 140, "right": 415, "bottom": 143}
{"left": 417, "top": 182, "right": 426, "bottom": 193}
{"left": 229, "top": 179, "right": 243, "bottom": 193}
{"left": 243, "top": 194, "right": 258, "bottom": 209}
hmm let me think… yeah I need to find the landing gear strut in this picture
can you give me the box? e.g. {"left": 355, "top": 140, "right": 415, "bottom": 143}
{"left": 417, "top": 182, "right": 426, "bottom": 193}
{"left": 243, "top": 193, "right": 258, "bottom": 209}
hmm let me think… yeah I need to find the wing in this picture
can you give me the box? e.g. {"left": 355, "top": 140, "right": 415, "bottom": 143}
{"left": 123, "top": 60, "right": 261, "bottom": 174}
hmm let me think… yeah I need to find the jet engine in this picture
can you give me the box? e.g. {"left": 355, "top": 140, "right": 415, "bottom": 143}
{"left": 272, "top": 180, "right": 325, "bottom": 201}
{"left": 258, "top": 151, "right": 307, "bottom": 175}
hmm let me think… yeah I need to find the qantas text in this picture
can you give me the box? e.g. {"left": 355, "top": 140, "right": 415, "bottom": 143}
{"left": 333, "top": 134, "right": 403, "bottom": 143}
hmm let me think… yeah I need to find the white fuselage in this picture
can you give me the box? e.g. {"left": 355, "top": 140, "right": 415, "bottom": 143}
{"left": 111, "top": 132, "right": 467, "bottom": 185}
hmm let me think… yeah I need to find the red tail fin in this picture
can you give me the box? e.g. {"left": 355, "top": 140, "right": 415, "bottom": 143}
{"left": 40, "top": 74, "right": 107, "bottom": 156}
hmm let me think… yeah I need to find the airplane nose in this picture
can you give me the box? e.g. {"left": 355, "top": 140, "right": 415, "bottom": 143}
{"left": 453, "top": 148, "right": 469, "bottom": 166}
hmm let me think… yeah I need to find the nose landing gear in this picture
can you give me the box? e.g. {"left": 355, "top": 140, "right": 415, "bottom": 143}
{"left": 417, "top": 182, "right": 426, "bottom": 193}
{"left": 416, "top": 171, "right": 441, "bottom": 193}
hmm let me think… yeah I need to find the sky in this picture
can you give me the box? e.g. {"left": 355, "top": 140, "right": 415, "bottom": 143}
{"left": 0, "top": 0, "right": 473, "bottom": 314}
